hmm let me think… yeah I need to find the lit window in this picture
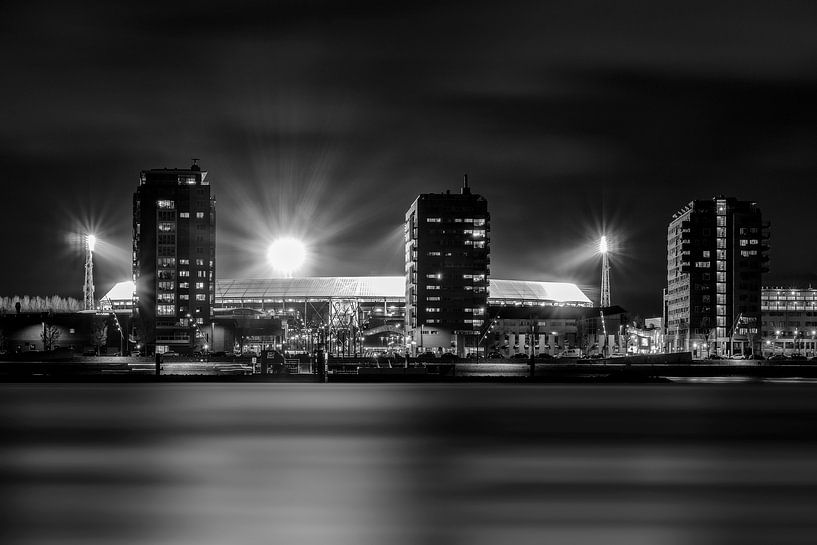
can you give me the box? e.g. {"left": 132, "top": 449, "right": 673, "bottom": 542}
{"left": 426, "top": 218, "right": 442, "bottom": 223}
{"left": 179, "top": 270, "right": 190, "bottom": 277}
{"left": 157, "top": 200, "right": 175, "bottom": 209}
{"left": 179, "top": 212, "right": 190, "bottom": 218}
{"left": 195, "top": 282, "right": 204, "bottom": 289}
{"left": 195, "top": 259, "right": 204, "bottom": 266}
{"left": 196, "top": 294, "right": 206, "bottom": 301}
{"left": 196, "top": 212, "right": 205, "bottom": 219}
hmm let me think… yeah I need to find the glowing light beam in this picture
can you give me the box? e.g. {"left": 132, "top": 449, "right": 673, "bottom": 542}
{"left": 267, "top": 237, "right": 307, "bottom": 277}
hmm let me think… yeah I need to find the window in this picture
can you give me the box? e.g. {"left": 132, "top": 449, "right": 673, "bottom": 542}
{"left": 195, "top": 282, "right": 204, "bottom": 289}
{"left": 695, "top": 261, "right": 710, "bottom": 268}
{"left": 157, "top": 200, "right": 175, "bottom": 209}
{"left": 179, "top": 212, "right": 190, "bottom": 218}
{"left": 702, "top": 250, "right": 710, "bottom": 258}
{"left": 196, "top": 294, "right": 206, "bottom": 301}
{"left": 180, "top": 294, "right": 189, "bottom": 301}
{"left": 179, "top": 259, "right": 189, "bottom": 265}
{"left": 427, "top": 296, "right": 440, "bottom": 301}
{"left": 426, "top": 217, "right": 441, "bottom": 223}
{"left": 427, "top": 285, "right": 440, "bottom": 290}
{"left": 157, "top": 304, "right": 175, "bottom": 316}
{"left": 425, "top": 307, "right": 440, "bottom": 312}
{"left": 158, "top": 222, "right": 175, "bottom": 232}
{"left": 179, "top": 282, "right": 189, "bottom": 289}
{"left": 196, "top": 212, "right": 205, "bottom": 219}
{"left": 427, "top": 251, "right": 441, "bottom": 256}
{"left": 195, "top": 259, "right": 204, "bottom": 266}
{"left": 179, "top": 270, "right": 190, "bottom": 277}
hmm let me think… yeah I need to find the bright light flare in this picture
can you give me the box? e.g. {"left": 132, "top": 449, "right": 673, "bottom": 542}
{"left": 267, "top": 237, "right": 306, "bottom": 276}
{"left": 599, "top": 235, "right": 608, "bottom": 254}
{"left": 87, "top": 234, "right": 97, "bottom": 252}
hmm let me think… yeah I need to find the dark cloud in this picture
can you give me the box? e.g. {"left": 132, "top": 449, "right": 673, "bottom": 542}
{"left": 2, "top": 0, "right": 817, "bottom": 313}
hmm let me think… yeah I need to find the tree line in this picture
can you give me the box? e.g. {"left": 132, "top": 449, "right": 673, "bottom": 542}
{"left": 0, "top": 296, "right": 84, "bottom": 313}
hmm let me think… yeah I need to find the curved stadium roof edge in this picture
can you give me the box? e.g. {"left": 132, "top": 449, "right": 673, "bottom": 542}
{"left": 215, "top": 276, "right": 592, "bottom": 305}
{"left": 101, "top": 277, "right": 592, "bottom": 305}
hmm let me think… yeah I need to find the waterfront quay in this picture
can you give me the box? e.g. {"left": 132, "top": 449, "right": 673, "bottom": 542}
{"left": 2, "top": 353, "right": 817, "bottom": 382}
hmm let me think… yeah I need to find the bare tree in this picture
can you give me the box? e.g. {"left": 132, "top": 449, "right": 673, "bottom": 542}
{"left": 41, "top": 324, "right": 61, "bottom": 351}
{"left": 93, "top": 320, "right": 108, "bottom": 355}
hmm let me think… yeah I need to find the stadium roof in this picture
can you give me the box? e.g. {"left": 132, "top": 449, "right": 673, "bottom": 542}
{"left": 217, "top": 277, "right": 405, "bottom": 301}
{"left": 102, "top": 277, "right": 593, "bottom": 306}
{"left": 101, "top": 281, "right": 135, "bottom": 302}
{"left": 216, "top": 276, "right": 592, "bottom": 305}
{"left": 489, "top": 279, "right": 592, "bottom": 305}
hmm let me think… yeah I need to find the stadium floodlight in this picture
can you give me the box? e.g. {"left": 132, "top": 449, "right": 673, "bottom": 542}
{"left": 83, "top": 234, "right": 97, "bottom": 310}
{"left": 599, "top": 235, "right": 610, "bottom": 307}
{"left": 267, "top": 237, "right": 306, "bottom": 277}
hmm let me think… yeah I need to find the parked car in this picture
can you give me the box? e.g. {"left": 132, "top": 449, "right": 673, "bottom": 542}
{"left": 486, "top": 351, "right": 504, "bottom": 359}
{"left": 511, "top": 353, "right": 530, "bottom": 360}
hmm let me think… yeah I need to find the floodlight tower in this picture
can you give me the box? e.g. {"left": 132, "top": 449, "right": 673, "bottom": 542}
{"left": 599, "top": 235, "right": 610, "bottom": 307}
{"left": 83, "top": 234, "right": 97, "bottom": 310}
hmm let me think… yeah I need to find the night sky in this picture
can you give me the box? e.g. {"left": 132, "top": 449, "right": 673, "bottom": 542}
{"left": 2, "top": 0, "right": 817, "bottom": 316}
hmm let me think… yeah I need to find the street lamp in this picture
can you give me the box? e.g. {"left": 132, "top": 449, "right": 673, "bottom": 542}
{"left": 267, "top": 237, "right": 306, "bottom": 278}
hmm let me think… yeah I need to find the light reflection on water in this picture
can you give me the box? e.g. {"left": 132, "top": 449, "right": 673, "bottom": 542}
{"left": 2, "top": 384, "right": 817, "bottom": 545}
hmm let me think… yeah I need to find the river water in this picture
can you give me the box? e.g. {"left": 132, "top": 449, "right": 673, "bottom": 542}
{"left": 2, "top": 384, "right": 817, "bottom": 545}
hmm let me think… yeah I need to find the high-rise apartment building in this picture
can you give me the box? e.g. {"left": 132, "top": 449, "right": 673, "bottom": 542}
{"left": 404, "top": 177, "right": 490, "bottom": 355}
{"left": 664, "top": 196, "right": 768, "bottom": 356}
{"left": 133, "top": 161, "right": 216, "bottom": 354}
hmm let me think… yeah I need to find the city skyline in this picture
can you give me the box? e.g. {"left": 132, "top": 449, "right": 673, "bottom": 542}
{"left": 3, "top": 1, "right": 817, "bottom": 317}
